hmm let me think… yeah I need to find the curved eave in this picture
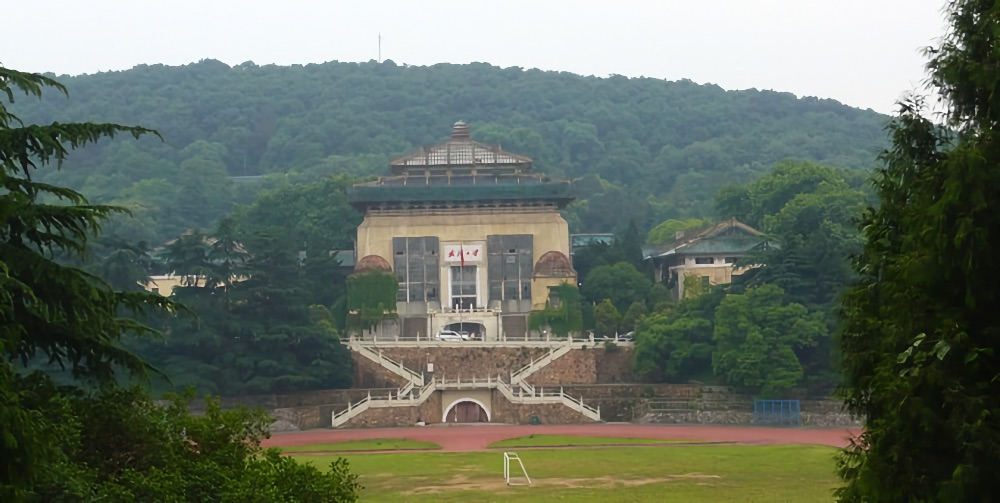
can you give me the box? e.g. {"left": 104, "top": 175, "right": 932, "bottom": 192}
{"left": 348, "top": 182, "right": 575, "bottom": 211}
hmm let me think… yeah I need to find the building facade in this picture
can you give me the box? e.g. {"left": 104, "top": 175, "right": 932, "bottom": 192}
{"left": 645, "top": 218, "right": 767, "bottom": 299}
{"left": 349, "top": 122, "right": 577, "bottom": 340}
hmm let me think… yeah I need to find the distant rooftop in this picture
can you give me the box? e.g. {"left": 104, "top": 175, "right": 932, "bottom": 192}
{"left": 350, "top": 121, "right": 574, "bottom": 211}
{"left": 644, "top": 219, "right": 768, "bottom": 260}
{"left": 389, "top": 121, "right": 534, "bottom": 175}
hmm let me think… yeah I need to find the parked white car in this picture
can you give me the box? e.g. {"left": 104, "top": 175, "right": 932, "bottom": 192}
{"left": 435, "top": 330, "right": 467, "bottom": 341}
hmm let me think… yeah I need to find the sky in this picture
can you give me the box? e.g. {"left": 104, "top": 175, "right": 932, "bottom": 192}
{"left": 6, "top": 0, "right": 948, "bottom": 114}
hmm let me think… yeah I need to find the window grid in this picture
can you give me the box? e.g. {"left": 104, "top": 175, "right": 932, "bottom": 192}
{"left": 393, "top": 237, "right": 440, "bottom": 302}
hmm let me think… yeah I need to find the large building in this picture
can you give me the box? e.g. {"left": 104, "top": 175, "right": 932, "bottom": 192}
{"left": 644, "top": 218, "right": 767, "bottom": 299}
{"left": 349, "top": 122, "right": 577, "bottom": 341}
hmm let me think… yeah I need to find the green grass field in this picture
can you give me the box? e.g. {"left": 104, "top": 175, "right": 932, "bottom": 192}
{"left": 487, "top": 434, "right": 681, "bottom": 448}
{"left": 279, "top": 438, "right": 440, "bottom": 452}
{"left": 292, "top": 443, "right": 840, "bottom": 502}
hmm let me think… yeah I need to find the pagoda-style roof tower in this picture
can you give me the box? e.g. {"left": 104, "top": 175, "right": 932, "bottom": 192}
{"left": 349, "top": 122, "right": 574, "bottom": 211}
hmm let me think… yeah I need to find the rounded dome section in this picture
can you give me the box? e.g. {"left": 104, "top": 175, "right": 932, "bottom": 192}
{"left": 353, "top": 254, "right": 392, "bottom": 274}
{"left": 533, "top": 251, "right": 576, "bottom": 278}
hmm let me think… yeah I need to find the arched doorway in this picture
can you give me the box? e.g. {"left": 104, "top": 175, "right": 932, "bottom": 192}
{"left": 443, "top": 399, "right": 490, "bottom": 423}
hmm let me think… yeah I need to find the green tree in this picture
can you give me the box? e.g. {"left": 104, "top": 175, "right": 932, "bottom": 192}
{"left": 346, "top": 271, "right": 399, "bottom": 335}
{"left": 754, "top": 183, "right": 865, "bottom": 309}
{"left": 0, "top": 67, "right": 171, "bottom": 497}
{"left": 620, "top": 219, "right": 644, "bottom": 269}
{"left": 159, "top": 229, "right": 354, "bottom": 395}
{"left": 89, "top": 237, "right": 156, "bottom": 291}
{"left": 633, "top": 290, "right": 723, "bottom": 382}
{"left": 711, "top": 285, "right": 825, "bottom": 397}
{"left": 620, "top": 300, "right": 648, "bottom": 333}
{"left": 529, "top": 282, "right": 584, "bottom": 337}
{"left": 33, "top": 387, "right": 361, "bottom": 501}
{"left": 581, "top": 262, "right": 653, "bottom": 312}
{"left": 715, "top": 160, "right": 866, "bottom": 229}
{"left": 837, "top": 1, "right": 1000, "bottom": 499}
{"left": 231, "top": 175, "right": 360, "bottom": 307}
{"left": 0, "top": 66, "right": 359, "bottom": 500}
{"left": 12, "top": 59, "right": 887, "bottom": 239}
{"left": 709, "top": 160, "right": 866, "bottom": 393}
{"left": 569, "top": 240, "right": 624, "bottom": 290}
{"left": 592, "top": 299, "right": 621, "bottom": 337}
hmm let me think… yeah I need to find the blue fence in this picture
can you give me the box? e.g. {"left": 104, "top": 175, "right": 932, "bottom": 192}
{"left": 753, "top": 399, "right": 801, "bottom": 426}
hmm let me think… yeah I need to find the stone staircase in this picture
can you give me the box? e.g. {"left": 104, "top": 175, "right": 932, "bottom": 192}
{"left": 496, "top": 378, "right": 601, "bottom": 421}
{"left": 509, "top": 343, "right": 571, "bottom": 390}
{"left": 335, "top": 339, "right": 602, "bottom": 427}
{"left": 348, "top": 339, "right": 423, "bottom": 387}
{"left": 332, "top": 378, "right": 440, "bottom": 427}
{"left": 331, "top": 374, "right": 601, "bottom": 427}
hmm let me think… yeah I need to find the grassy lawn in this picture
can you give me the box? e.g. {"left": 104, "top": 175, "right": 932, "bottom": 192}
{"left": 487, "top": 434, "right": 681, "bottom": 448}
{"left": 279, "top": 438, "right": 440, "bottom": 452}
{"left": 293, "top": 444, "right": 839, "bottom": 502}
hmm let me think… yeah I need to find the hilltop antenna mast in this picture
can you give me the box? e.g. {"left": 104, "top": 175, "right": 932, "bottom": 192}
{"left": 378, "top": 33, "right": 382, "bottom": 63}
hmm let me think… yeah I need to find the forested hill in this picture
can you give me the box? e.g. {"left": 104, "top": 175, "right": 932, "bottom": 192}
{"left": 21, "top": 59, "right": 889, "bottom": 242}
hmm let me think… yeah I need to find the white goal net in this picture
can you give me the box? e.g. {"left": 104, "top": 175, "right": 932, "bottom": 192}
{"left": 503, "top": 452, "right": 531, "bottom": 486}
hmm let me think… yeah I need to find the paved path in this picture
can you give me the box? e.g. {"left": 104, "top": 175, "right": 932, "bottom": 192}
{"left": 263, "top": 424, "right": 860, "bottom": 452}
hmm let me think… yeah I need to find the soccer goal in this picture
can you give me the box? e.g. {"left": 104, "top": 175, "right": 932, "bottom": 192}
{"left": 503, "top": 452, "right": 532, "bottom": 486}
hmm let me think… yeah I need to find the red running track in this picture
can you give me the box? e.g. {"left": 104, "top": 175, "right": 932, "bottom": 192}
{"left": 263, "top": 424, "right": 860, "bottom": 452}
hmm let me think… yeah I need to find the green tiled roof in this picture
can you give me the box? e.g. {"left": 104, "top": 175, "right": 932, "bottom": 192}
{"left": 669, "top": 236, "right": 764, "bottom": 255}
{"left": 645, "top": 219, "right": 769, "bottom": 260}
{"left": 349, "top": 181, "right": 574, "bottom": 210}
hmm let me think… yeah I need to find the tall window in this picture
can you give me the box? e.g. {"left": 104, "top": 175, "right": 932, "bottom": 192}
{"left": 392, "top": 237, "right": 440, "bottom": 302}
{"left": 450, "top": 265, "right": 477, "bottom": 309}
{"left": 487, "top": 235, "right": 533, "bottom": 302}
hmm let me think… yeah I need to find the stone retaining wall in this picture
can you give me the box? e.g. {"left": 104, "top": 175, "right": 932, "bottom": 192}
{"left": 378, "top": 347, "right": 549, "bottom": 380}
{"left": 353, "top": 355, "right": 411, "bottom": 388}
{"left": 489, "top": 390, "right": 594, "bottom": 424}
{"left": 639, "top": 399, "right": 861, "bottom": 427}
{"left": 362, "top": 346, "right": 634, "bottom": 385}
{"left": 341, "top": 392, "right": 443, "bottom": 429}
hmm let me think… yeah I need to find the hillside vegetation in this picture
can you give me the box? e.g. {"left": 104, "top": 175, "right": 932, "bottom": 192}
{"left": 20, "top": 59, "right": 889, "bottom": 243}
{"left": 13, "top": 60, "right": 889, "bottom": 397}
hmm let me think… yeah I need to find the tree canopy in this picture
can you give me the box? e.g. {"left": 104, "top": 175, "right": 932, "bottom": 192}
{"left": 0, "top": 65, "right": 359, "bottom": 500}
{"left": 837, "top": 1, "right": 1000, "bottom": 499}
{"left": 632, "top": 159, "right": 861, "bottom": 395}
{"left": 13, "top": 60, "right": 887, "bottom": 242}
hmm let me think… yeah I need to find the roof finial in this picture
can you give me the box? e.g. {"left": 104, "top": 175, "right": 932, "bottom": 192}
{"left": 452, "top": 120, "right": 470, "bottom": 139}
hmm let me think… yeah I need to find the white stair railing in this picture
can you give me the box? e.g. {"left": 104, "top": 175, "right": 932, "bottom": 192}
{"left": 332, "top": 379, "right": 440, "bottom": 428}
{"left": 331, "top": 392, "right": 374, "bottom": 427}
{"left": 397, "top": 382, "right": 415, "bottom": 399}
{"left": 510, "top": 344, "right": 571, "bottom": 386}
{"left": 495, "top": 376, "right": 601, "bottom": 421}
{"left": 332, "top": 373, "right": 602, "bottom": 427}
{"left": 558, "top": 392, "right": 601, "bottom": 421}
{"left": 348, "top": 340, "right": 423, "bottom": 387}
